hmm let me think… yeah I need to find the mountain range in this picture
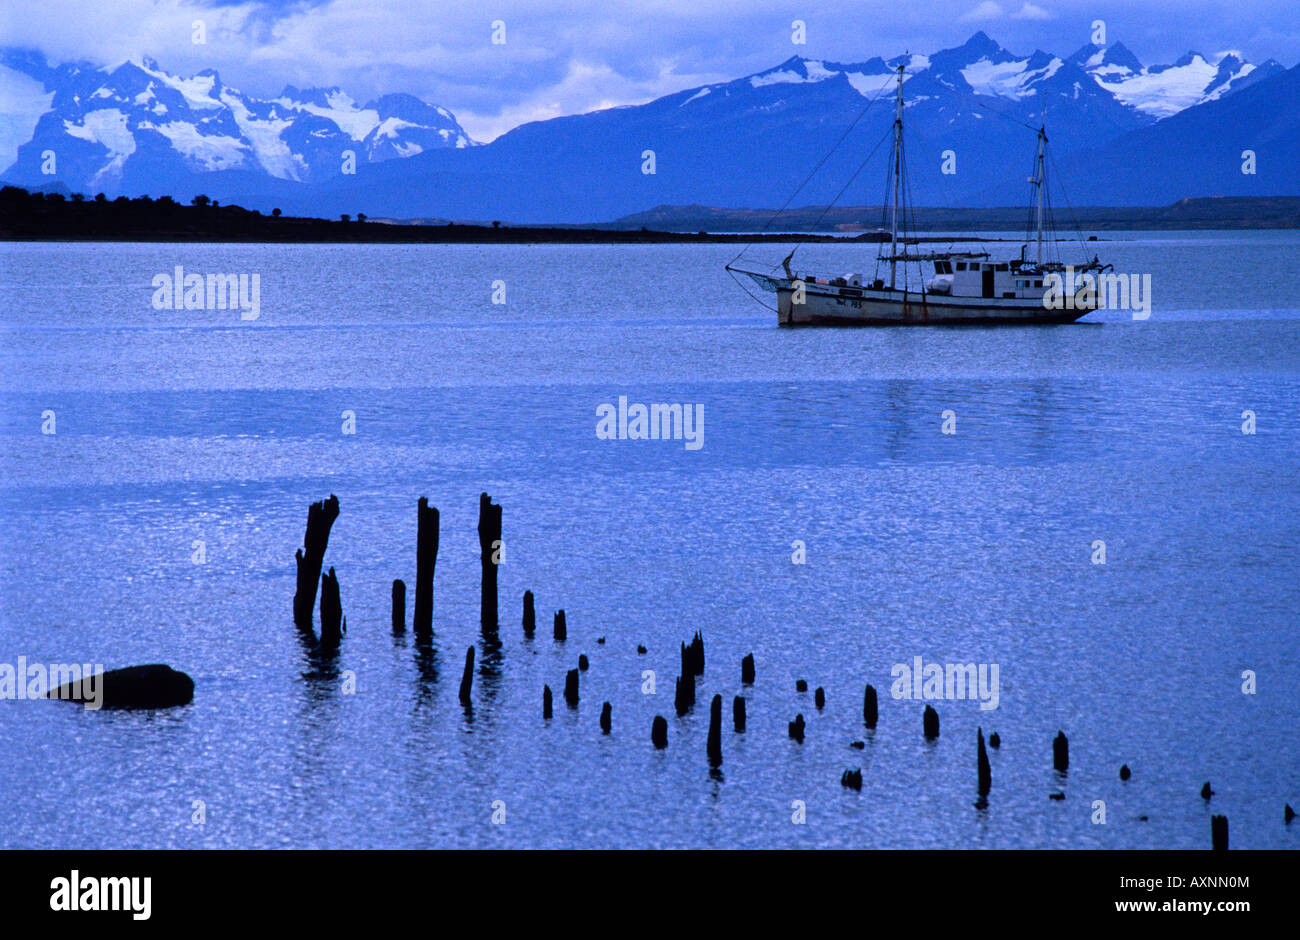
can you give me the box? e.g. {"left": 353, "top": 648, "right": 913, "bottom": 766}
{"left": 1, "top": 32, "right": 1294, "bottom": 222}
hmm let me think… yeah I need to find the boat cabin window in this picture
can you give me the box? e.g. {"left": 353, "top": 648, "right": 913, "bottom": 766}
{"left": 996, "top": 263, "right": 1009, "bottom": 271}
{"left": 956, "top": 262, "right": 967, "bottom": 271}
{"left": 934, "top": 261, "right": 952, "bottom": 274}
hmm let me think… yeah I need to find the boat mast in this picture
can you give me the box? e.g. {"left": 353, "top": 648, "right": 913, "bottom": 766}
{"left": 1033, "top": 125, "right": 1047, "bottom": 266}
{"left": 889, "top": 62, "right": 904, "bottom": 290}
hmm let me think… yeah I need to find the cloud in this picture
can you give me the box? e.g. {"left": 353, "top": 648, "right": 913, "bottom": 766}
{"left": 1011, "top": 3, "right": 1053, "bottom": 20}
{"left": 959, "top": 2, "right": 1004, "bottom": 21}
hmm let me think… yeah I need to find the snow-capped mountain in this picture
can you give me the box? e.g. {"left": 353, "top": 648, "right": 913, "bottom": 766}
{"left": 1068, "top": 40, "right": 1285, "bottom": 118}
{"left": 1, "top": 32, "right": 1292, "bottom": 218}
{"left": 0, "top": 49, "right": 474, "bottom": 195}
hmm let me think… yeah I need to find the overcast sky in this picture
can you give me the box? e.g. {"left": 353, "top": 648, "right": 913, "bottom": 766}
{"left": 2, "top": 0, "right": 1297, "bottom": 141}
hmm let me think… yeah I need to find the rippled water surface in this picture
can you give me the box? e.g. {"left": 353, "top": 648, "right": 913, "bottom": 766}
{"left": 1, "top": 233, "right": 1298, "bottom": 848}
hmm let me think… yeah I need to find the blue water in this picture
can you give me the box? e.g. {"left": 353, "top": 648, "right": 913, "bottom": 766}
{"left": 1, "top": 232, "right": 1298, "bottom": 848}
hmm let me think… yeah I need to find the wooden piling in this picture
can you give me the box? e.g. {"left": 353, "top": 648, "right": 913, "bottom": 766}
{"left": 578, "top": 654, "right": 589, "bottom": 671}
{"left": 522, "top": 590, "right": 535, "bottom": 637}
{"left": 319, "top": 566, "right": 345, "bottom": 649}
{"left": 600, "top": 701, "right": 612, "bottom": 734}
{"left": 564, "top": 668, "right": 580, "bottom": 707}
{"left": 458, "top": 645, "right": 475, "bottom": 704}
{"left": 923, "top": 705, "right": 939, "bottom": 740}
{"left": 651, "top": 715, "right": 668, "bottom": 748}
{"left": 674, "top": 671, "right": 695, "bottom": 716}
{"left": 741, "top": 653, "right": 755, "bottom": 685}
{"left": 707, "top": 694, "right": 723, "bottom": 766}
{"left": 841, "top": 768, "right": 863, "bottom": 791}
{"left": 863, "top": 684, "right": 878, "bottom": 728}
{"left": 1053, "top": 731, "right": 1069, "bottom": 771}
{"left": 1119, "top": 764, "right": 1131, "bottom": 781}
{"left": 554, "top": 609, "right": 566, "bottom": 642}
{"left": 1285, "top": 804, "right": 1295, "bottom": 823}
{"left": 796, "top": 679, "right": 808, "bottom": 692}
{"left": 477, "top": 492, "right": 502, "bottom": 636}
{"left": 1211, "top": 814, "right": 1229, "bottom": 851}
{"left": 1201, "top": 781, "right": 1214, "bottom": 799}
{"left": 814, "top": 687, "right": 825, "bottom": 710}
{"left": 977, "top": 727, "right": 991, "bottom": 797}
{"left": 293, "top": 494, "right": 339, "bottom": 631}
{"left": 413, "top": 497, "right": 439, "bottom": 639}
{"left": 543, "top": 684, "right": 553, "bottom": 719}
{"left": 733, "top": 695, "right": 746, "bottom": 732}
{"left": 788, "top": 713, "right": 805, "bottom": 742}
{"left": 391, "top": 579, "right": 405, "bottom": 633}
{"left": 988, "top": 731, "right": 1000, "bottom": 749}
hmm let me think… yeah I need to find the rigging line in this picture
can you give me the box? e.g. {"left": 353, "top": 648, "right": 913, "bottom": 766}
{"left": 727, "top": 73, "right": 896, "bottom": 269}
{"left": 1046, "top": 147, "right": 1090, "bottom": 259}
{"left": 794, "top": 124, "right": 895, "bottom": 249}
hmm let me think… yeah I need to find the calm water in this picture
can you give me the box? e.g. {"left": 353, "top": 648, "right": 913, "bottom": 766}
{"left": 1, "top": 232, "right": 1298, "bottom": 849}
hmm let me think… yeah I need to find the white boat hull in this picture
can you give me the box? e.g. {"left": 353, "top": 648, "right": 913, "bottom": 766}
{"left": 776, "top": 282, "right": 1092, "bottom": 326}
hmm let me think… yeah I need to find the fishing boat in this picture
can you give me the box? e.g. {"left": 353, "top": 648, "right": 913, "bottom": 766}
{"left": 727, "top": 63, "right": 1109, "bottom": 326}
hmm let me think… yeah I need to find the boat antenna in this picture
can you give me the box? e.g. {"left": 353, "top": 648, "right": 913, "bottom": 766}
{"left": 889, "top": 60, "right": 905, "bottom": 290}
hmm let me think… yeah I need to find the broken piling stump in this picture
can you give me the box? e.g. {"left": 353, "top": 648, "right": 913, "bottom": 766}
{"left": 988, "top": 731, "right": 1000, "bottom": 749}
{"left": 1285, "top": 804, "right": 1295, "bottom": 823}
{"left": 1053, "top": 731, "right": 1069, "bottom": 771}
{"left": 47, "top": 664, "right": 194, "bottom": 709}
{"left": 674, "top": 671, "right": 696, "bottom": 716}
{"left": 841, "top": 768, "right": 863, "bottom": 791}
{"left": 458, "top": 646, "right": 475, "bottom": 704}
{"left": 319, "top": 566, "right": 346, "bottom": 649}
{"left": 293, "top": 494, "right": 339, "bottom": 631}
{"left": 795, "top": 679, "right": 808, "bottom": 693}
{"left": 1119, "top": 764, "right": 1131, "bottom": 781}
{"left": 413, "top": 497, "right": 439, "bottom": 639}
{"left": 553, "top": 609, "right": 566, "bottom": 642}
{"left": 600, "top": 702, "right": 612, "bottom": 734}
{"left": 522, "top": 590, "right": 535, "bottom": 638}
{"left": 477, "top": 492, "right": 502, "bottom": 636}
{"left": 741, "top": 653, "right": 755, "bottom": 685}
{"left": 564, "top": 668, "right": 580, "bottom": 707}
{"left": 814, "top": 687, "right": 825, "bottom": 710}
{"left": 1201, "top": 781, "right": 1214, "bottom": 799}
{"left": 788, "top": 713, "right": 805, "bottom": 742}
{"left": 977, "top": 727, "right": 991, "bottom": 797}
{"left": 391, "top": 579, "right": 405, "bottom": 633}
{"left": 707, "top": 694, "right": 723, "bottom": 767}
{"left": 543, "top": 684, "right": 553, "bottom": 719}
{"left": 923, "top": 705, "right": 939, "bottom": 740}
{"left": 578, "top": 654, "right": 589, "bottom": 671}
{"left": 1211, "top": 814, "right": 1229, "bottom": 851}
{"left": 733, "top": 695, "right": 746, "bottom": 732}
{"left": 863, "top": 684, "right": 878, "bottom": 728}
{"left": 651, "top": 715, "right": 668, "bottom": 748}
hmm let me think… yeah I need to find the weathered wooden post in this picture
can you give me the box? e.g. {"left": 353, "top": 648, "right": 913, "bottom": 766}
{"left": 674, "top": 671, "right": 695, "bottom": 715}
{"left": 788, "top": 713, "right": 805, "bottom": 742}
{"left": 741, "top": 653, "right": 755, "bottom": 685}
{"left": 733, "top": 695, "right": 746, "bottom": 732}
{"left": 564, "top": 668, "right": 580, "bottom": 707}
{"left": 543, "top": 684, "right": 553, "bottom": 719}
{"left": 814, "top": 687, "right": 826, "bottom": 710}
{"left": 477, "top": 492, "right": 502, "bottom": 636}
{"left": 1211, "top": 814, "right": 1229, "bottom": 851}
{"left": 319, "top": 566, "right": 345, "bottom": 649}
{"left": 294, "top": 494, "right": 339, "bottom": 631}
{"left": 600, "top": 702, "right": 612, "bottom": 734}
{"left": 863, "top": 684, "right": 878, "bottom": 728}
{"left": 554, "top": 609, "right": 566, "bottom": 642}
{"left": 651, "top": 715, "right": 668, "bottom": 748}
{"left": 578, "top": 654, "right": 589, "bottom": 671}
{"left": 841, "top": 769, "right": 863, "bottom": 791}
{"left": 707, "top": 694, "right": 723, "bottom": 767}
{"left": 977, "top": 727, "right": 991, "bottom": 797}
{"left": 1119, "top": 764, "right": 1131, "bottom": 781}
{"left": 1286, "top": 804, "right": 1296, "bottom": 823}
{"left": 458, "top": 646, "right": 475, "bottom": 704}
{"left": 1053, "top": 731, "right": 1069, "bottom": 771}
{"left": 413, "top": 497, "right": 439, "bottom": 639}
{"left": 923, "top": 705, "right": 939, "bottom": 739}
{"left": 391, "top": 579, "right": 405, "bottom": 633}
{"left": 1201, "top": 781, "right": 1214, "bottom": 799}
{"left": 522, "top": 590, "right": 535, "bottom": 637}
{"left": 988, "top": 732, "right": 1000, "bottom": 749}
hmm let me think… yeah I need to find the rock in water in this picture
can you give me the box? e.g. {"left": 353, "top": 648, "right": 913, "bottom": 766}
{"left": 47, "top": 664, "right": 194, "bottom": 709}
